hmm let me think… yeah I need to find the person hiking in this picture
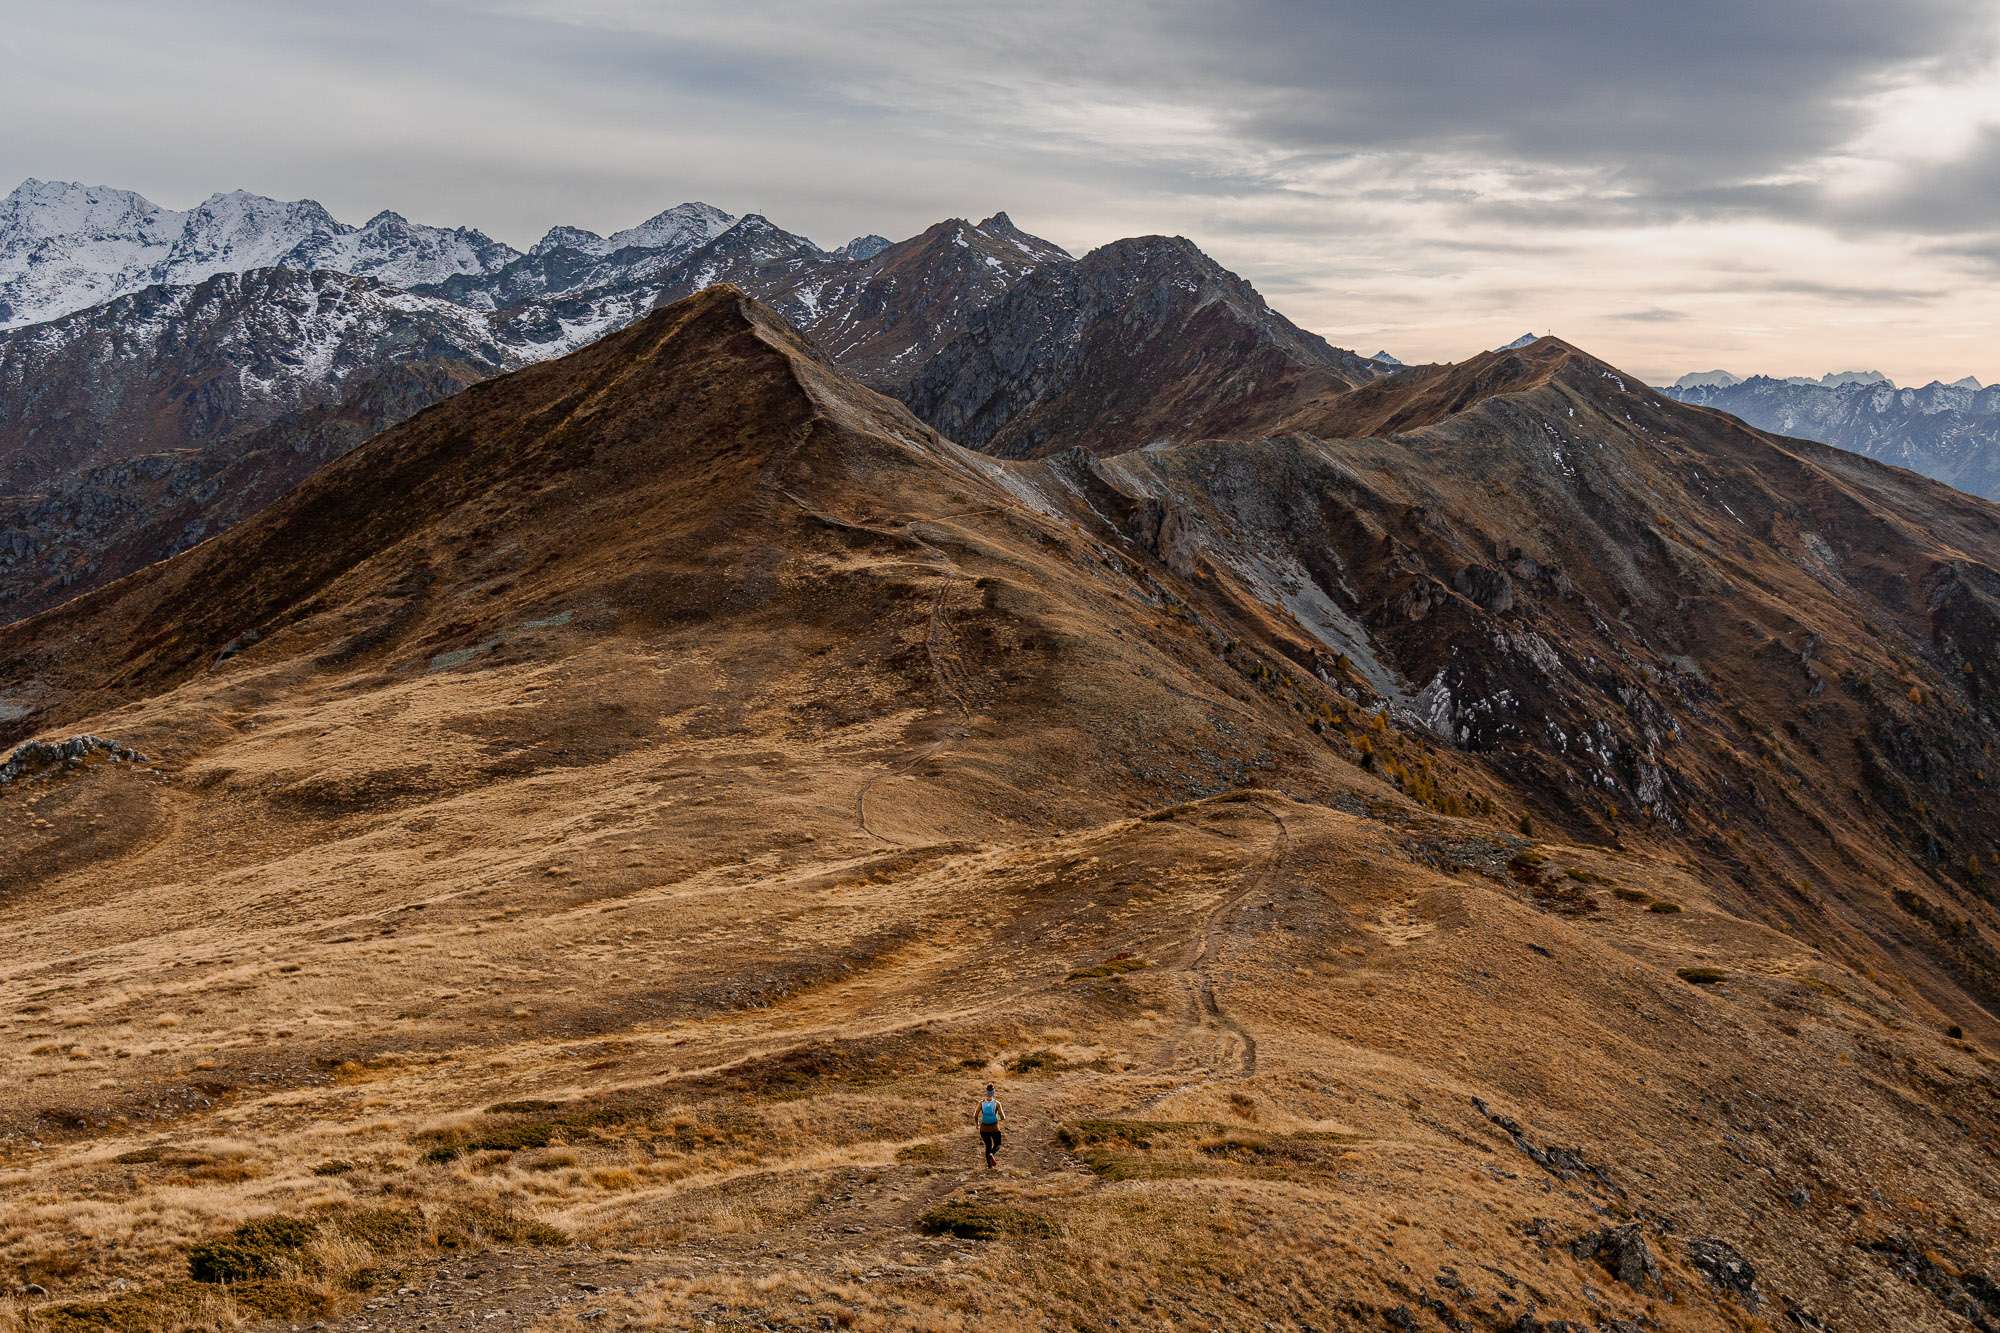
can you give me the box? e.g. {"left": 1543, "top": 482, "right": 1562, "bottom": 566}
{"left": 976, "top": 1084, "right": 1006, "bottom": 1169}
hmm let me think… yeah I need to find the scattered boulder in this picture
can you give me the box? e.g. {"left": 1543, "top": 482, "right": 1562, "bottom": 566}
{"left": 1454, "top": 564, "right": 1516, "bottom": 614}
{"left": 1865, "top": 1234, "right": 2000, "bottom": 1330}
{"left": 1569, "top": 1224, "right": 1660, "bottom": 1292}
{"left": 1686, "top": 1236, "right": 1760, "bottom": 1309}
{"left": 1472, "top": 1097, "right": 1617, "bottom": 1193}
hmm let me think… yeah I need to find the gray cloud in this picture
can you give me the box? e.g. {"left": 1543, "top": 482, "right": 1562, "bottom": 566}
{"left": 1, "top": 0, "right": 1996, "bottom": 379}
{"left": 1734, "top": 278, "right": 1945, "bottom": 304}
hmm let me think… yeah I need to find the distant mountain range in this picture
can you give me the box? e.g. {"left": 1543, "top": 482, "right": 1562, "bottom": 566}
{"left": 1662, "top": 371, "right": 2000, "bottom": 502}
{"left": 0, "top": 179, "right": 1385, "bottom": 621}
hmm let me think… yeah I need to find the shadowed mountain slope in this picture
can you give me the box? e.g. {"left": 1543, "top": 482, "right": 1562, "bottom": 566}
{"left": 903, "top": 235, "right": 1380, "bottom": 458}
{"left": 0, "top": 296, "right": 1995, "bottom": 1332}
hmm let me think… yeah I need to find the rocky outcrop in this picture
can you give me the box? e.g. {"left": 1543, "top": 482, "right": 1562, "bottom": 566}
{"left": 1569, "top": 1225, "right": 1660, "bottom": 1292}
{"left": 0, "top": 734, "right": 143, "bottom": 785}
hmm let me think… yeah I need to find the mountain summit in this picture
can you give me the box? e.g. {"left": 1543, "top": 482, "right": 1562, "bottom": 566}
{"left": 906, "top": 234, "right": 1378, "bottom": 456}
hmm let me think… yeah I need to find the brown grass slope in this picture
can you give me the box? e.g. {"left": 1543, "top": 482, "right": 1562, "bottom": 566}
{"left": 0, "top": 296, "right": 1995, "bottom": 1332}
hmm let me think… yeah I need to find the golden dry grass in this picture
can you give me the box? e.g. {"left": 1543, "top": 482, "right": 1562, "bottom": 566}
{"left": 0, "top": 293, "right": 1993, "bottom": 1331}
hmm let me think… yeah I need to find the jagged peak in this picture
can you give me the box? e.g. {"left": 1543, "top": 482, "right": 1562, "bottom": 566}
{"left": 837, "top": 233, "right": 891, "bottom": 261}
{"left": 532, "top": 224, "right": 605, "bottom": 254}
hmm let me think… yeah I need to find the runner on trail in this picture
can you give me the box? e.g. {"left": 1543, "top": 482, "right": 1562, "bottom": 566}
{"left": 976, "top": 1083, "right": 1006, "bottom": 1169}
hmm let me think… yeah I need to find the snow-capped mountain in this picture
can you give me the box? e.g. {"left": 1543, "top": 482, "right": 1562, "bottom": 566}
{"left": 0, "top": 266, "right": 515, "bottom": 491}
{"left": 1670, "top": 369, "right": 1742, "bottom": 390}
{"left": 291, "top": 210, "right": 520, "bottom": 289}
{"left": 1664, "top": 374, "right": 2000, "bottom": 501}
{"left": 0, "top": 179, "right": 524, "bottom": 329}
{"left": 1495, "top": 331, "right": 1538, "bottom": 351}
{"left": 1369, "top": 350, "right": 1404, "bottom": 367}
{"left": 605, "top": 201, "right": 736, "bottom": 254}
{"left": 837, "top": 234, "right": 892, "bottom": 261}
{"left": 764, "top": 214, "right": 1073, "bottom": 387}
{"left": 518, "top": 203, "right": 734, "bottom": 262}
{"left": 418, "top": 204, "right": 747, "bottom": 312}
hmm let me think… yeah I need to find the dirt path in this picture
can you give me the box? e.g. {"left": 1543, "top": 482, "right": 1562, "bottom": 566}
{"left": 1137, "top": 797, "right": 1290, "bottom": 1110}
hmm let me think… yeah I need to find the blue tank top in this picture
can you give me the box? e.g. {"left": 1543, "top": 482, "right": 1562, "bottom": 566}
{"left": 980, "top": 1098, "right": 1001, "bottom": 1125}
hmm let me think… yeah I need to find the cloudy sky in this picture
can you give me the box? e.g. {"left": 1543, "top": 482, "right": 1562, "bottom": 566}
{"left": 5, "top": 0, "right": 1998, "bottom": 383}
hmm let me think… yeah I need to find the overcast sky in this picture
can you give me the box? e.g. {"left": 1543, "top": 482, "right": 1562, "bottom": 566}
{"left": 5, "top": 0, "right": 1998, "bottom": 383}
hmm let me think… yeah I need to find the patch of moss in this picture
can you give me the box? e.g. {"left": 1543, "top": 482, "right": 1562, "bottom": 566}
{"left": 416, "top": 1118, "right": 558, "bottom": 1163}
{"left": 1006, "top": 1049, "right": 1062, "bottom": 1075}
{"left": 187, "top": 1215, "right": 319, "bottom": 1284}
{"left": 34, "top": 1281, "right": 236, "bottom": 1332}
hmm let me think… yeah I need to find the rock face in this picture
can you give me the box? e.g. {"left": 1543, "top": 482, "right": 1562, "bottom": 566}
{"left": 0, "top": 270, "right": 514, "bottom": 622}
{"left": 0, "top": 733, "right": 143, "bottom": 785}
{"left": 1686, "top": 1237, "right": 1761, "bottom": 1309}
{"left": 0, "top": 358, "right": 489, "bottom": 621}
{"left": 1023, "top": 335, "right": 2000, "bottom": 1024}
{"left": 903, "top": 234, "right": 1378, "bottom": 457}
{"left": 1665, "top": 375, "right": 2000, "bottom": 502}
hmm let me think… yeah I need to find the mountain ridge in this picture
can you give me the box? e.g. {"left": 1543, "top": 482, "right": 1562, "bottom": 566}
{"left": 2, "top": 285, "right": 1996, "bottom": 1331}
